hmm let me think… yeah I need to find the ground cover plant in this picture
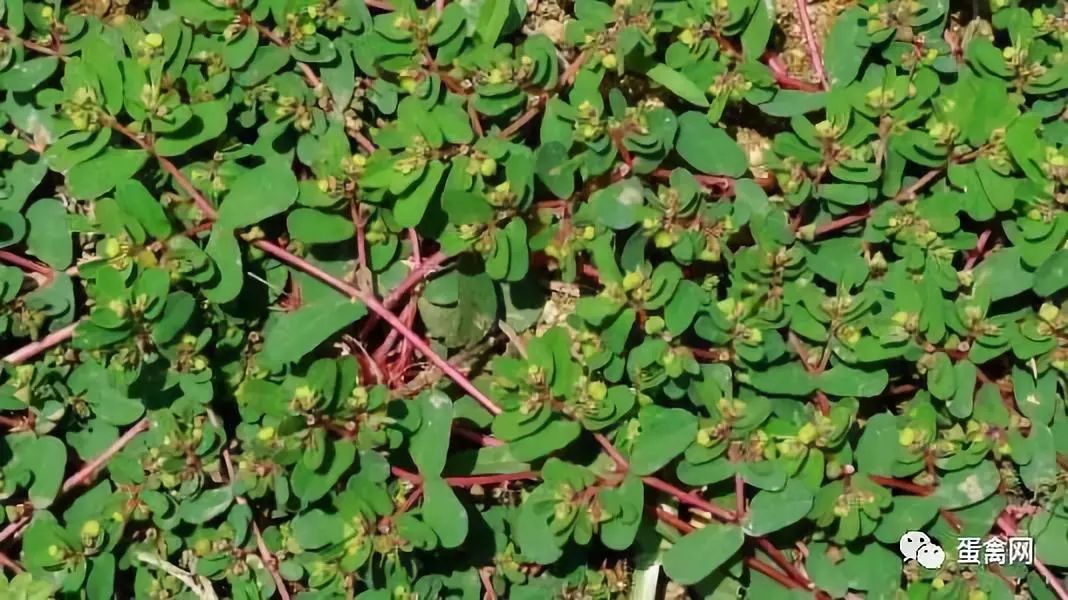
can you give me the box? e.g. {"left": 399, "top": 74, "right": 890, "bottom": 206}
{"left": 0, "top": 0, "right": 1066, "bottom": 597}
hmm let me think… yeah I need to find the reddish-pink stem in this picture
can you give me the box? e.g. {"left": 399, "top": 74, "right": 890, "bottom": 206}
{"left": 500, "top": 96, "right": 546, "bottom": 139}
{"left": 593, "top": 432, "right": 629, "bottom": 472}
{"left": 813, "top": 207, "right": 872, "bottom": 237}
{"left": 64, "top": 418, "right": 150, "bottom": 493}
{"left": 352, "top": 201, "right": 368, "bottom": 274}
{"left": 996, "top": 513, "right": 1068, "bottom": 600}
{"left": 479, "top": 567, "right": 497, "bottom": 600}
{"left": 391, "top": 466, "right": 538, "bottom": 487}
{"left": 357, "top": 251, "right": 450, "bottom": 338}
{"left": 3, "top": 322, "right": 78, "bottom": 365}
{"left": 248, "top": 17, "right": 321, "bottom": 89}
{"left": 964, "top": 229, "right": 992, "bottom": 270}
{"left": 453, "top": 425, "right": 503, "bottom": 447}
{"left": 0, "top": 27, "right": 63, "bottom": 57}
{"left": 0, "top": 251, "right": 51, "bottom": 276}
{"left": 254, "top": 240, "right": 502, "bottom": 415}
{"left": 391, "top": 230, "right": 424, "bottom": 380}
{"left": 794, "top": 0, "right": 829, "bottom": 89}
{"left": 642, "top": 476, "right": 736, "bottom": 522}
{"left": 374, "top": 298, "right": 416, "bottom": 366}
{"left": 0, "top": 551, "right": 21, "bottom": 573}
{"left": 0, "top": 418, "right": 151, "bottom": 546}
{"left": 735, "top": 473, "right": 746, "bottom": 520}
{"left": 654, "top": 508, "right": 802, "bottom": 589}
{"left": 109, "top": 121, "right": 217, "bottom": 219}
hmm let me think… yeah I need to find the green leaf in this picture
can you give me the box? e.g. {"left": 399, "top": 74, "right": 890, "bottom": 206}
{"left": 646, "top": 64, "right": 709, "bottom": 107}
{"left": 291, "top": 439, "right": 356, "bottom": 503}
{"left": 216, "top": 159, "right": 299, "bottom": 229}
{"left": 748, "top": 363, "right": 816, "bottom": 396}
{"left": 203, "top": 227, "right": 244, "bottom": 304}
{"left": 288, "top": 208, "right": 355, "bottom": 244}
{"left": 927, "top": 352, "right": 955, "bottom": 400}
{"left": 179, "top": 487, "right": 234, "bottom": 523}
{"left": 599, "top": 475, "right": 643, "bottom": 550}
{"left": 25, "top": 199, "right": 71, "bottom": 269}
{"left": 114, "top": 181, "right": 172, "bottom": 239}
{"left": 410, "top": 391, "right": 453, "bottom": 477}
{"left": 155, "top": 101, "right": 228, "bottom": 157}
{"left": 854, "top": 413, "right": 897, "bottom": 476}
{"left": 535, "top": 142, "right": 575, "bottom": 198}
{"left": 67, "top": 149, "right": 149, "bottom": 200}
{"left": 629, "top": 407, "right": 697, "bottom": 475}
{"left": 584, "top": 179, "right": 651, "bottom": 230}
{"left": 422, "top": 476, "right": 469, "bottom": 548}
{"left": 1033, "top": 250, "right": 1068, "bottom": 296}
{"left": 818, "top": 365, "right": 888, "bottom": 397}
{"left": 260, "top": 284, "right": 367, "bottom": 367}
{"left": 0, "top": 57, "right": 59, "bottom": 91}
{"left": 675, "top": 112, "right": 748, "bottom": 177}
{"left": 477, "top": 0, "right": 514, "bottom": 46}
{"left": 662, "top": 522, "right": 744, "bottom": 584}
{"left": 418, "top": 270, "right": 497, "bottom": 348}
{"left": 932, "top": 461, "right": 1000, "bottom": 509}
{"left": 744, "top": 478, "right": 814, "bottom": 536}
{"left": 28, "top": 436, "right": 67, "bottom": 508}
{"left": 292, "top": 510, "right": 345, "bottom": 550}
{"left": 973, "top": 247, "right": 1033, "bottom": 302}
{"left": 394, "top": 160, "right": 445, "bottom": 227}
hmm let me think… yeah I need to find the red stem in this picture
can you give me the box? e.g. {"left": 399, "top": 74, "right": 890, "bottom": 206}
{"left": 357, "top": 251, "right": 450, "bottom": 338}
{"left": 352, "top": 201, "right": 368, "bottom": 274}
{"left": 642, "top": 476, "right": 736, "bottom": 522}
{"left": 247, "top": 17, "right": 321, "bottom": 88}
{"left": 867, "top": 475, "right": 933, "bottom": 496}
{"left": 996, "top": 513, "right": 1068, "bottom": 600}
{"left": 392, "top": 231, "right": 425, "bottom": 381}
{"left": 453, "top": 425, "right": 503, "bottom": 447}
{"left": 734, "top": 473, "right": 746, "bottom": 520}
{"left": 964, "top": 229, "right": 992, "bottom": 270}
{"left": 813, "top": 207, "right": 872, "bottom": 237}
{"left": 794, "top": 0, "right": 829, "bottom": 89}
{"left": 653, "top": 508, "right": 802, "bottom": 590}
{"left": 253, "top": 240, "right": 502, "bottom": 415}
{"left": 754, "top": 538, "right": 812, "bottom": 590}
{"left": 391, "top": 466, "right": 539, "bottom": 487}
{"left": 0, "top": 251, "right": 52, "bottom": 276}
{"left": 500, "top": 96, "right": 546, "bottom": 139}
{"left": 0, "top": 551, "right": 22, "bottom": 573}
{"left": 593, "top": 432, "right": 629, "bottom": 472}
{"left": 0, "top": 27, "right": 64, "bottom": 57}
{"left": 2, "top": 322, "right": 78, "bottom": 365}
{"left": 109, "top": 124, "right": 492, "bottom": 415}
{"left": 0, "top": 418, "right": 151, "bottom": 546}
{"left": 786, "top": 333, "right": 831, "bottom": 415}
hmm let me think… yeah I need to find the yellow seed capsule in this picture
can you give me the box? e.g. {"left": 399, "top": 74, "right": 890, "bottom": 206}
{"left": 81, "top": 520, "right": 101, "bottom": 538}
{"left": 257, "top": 427, "right": 276, "bottom": 441}
{"left": 144, "top": 33, "right": 164, "bottom": 48}
{"left": 587, "top": 381, "right": 608, "bottom": 401}
{"left": 898, "top": 427, "right": 916, "bottom": 446}
{"left": 653, "top": 230, "right": 674, "bottom": 248}
{"left": 601, "top": 53, "right": 617, "bottom": 69}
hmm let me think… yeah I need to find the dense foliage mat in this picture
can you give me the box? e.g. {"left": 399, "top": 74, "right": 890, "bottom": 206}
{"left": 1, "top": 0, "right": 1067, "bottom": 597}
